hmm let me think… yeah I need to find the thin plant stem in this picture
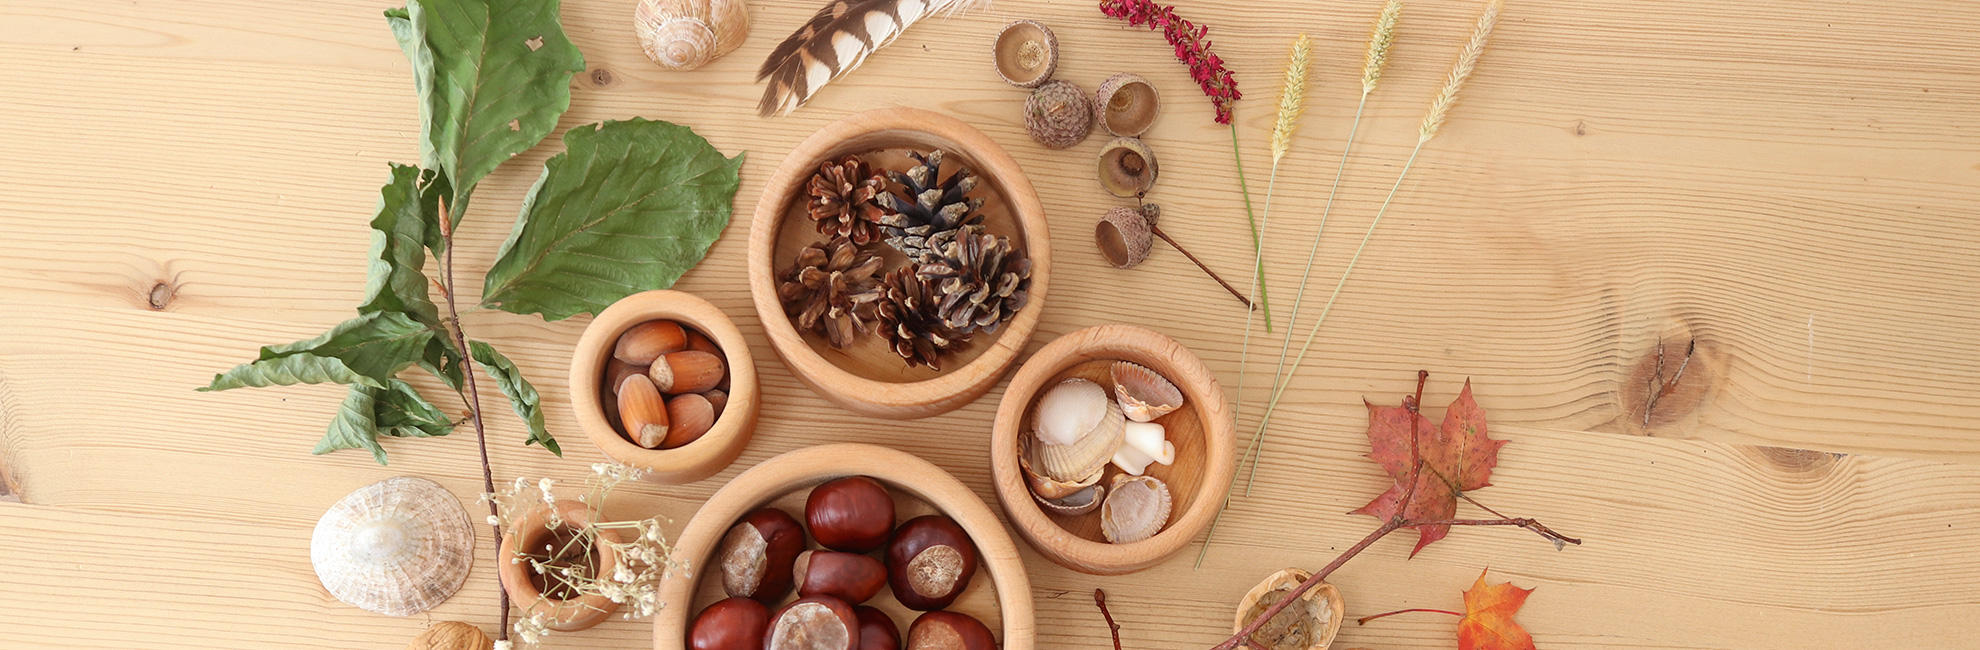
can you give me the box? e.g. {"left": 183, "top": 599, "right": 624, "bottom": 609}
{"left": 1152, "top": 225, "right": 1253, "bottom": 308}
{"left": 1357, "top": 608, "right": 1462, "bottom": 625}
{"left": 1094, "top": 589, "right": 1123, "bottom": 650}
{"left": 1230, "top": 120, "right": 1273, "bottom": 329}
{"left": 438, "top": 197, "right": 510, "bottom": 640}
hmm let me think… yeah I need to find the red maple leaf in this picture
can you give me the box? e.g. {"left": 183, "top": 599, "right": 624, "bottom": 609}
{"left": 1457, "top": 569, "right": 1537, "bottom": 650}
{"left": 1349, "top": 379, "right": 1507, "bottom": 556}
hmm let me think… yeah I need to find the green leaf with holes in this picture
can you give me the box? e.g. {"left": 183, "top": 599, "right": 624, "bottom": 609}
{"left": 480, "top": 119, "right": 743, "bottom": 321}
{"left": 469, "top": 341, "right": 560, "bottom": 455}
{"left": 358, "top": 163, "right": 442, "bottom": 329}
{"left": 200, "top": 312, "right": 433, "bottom": 391}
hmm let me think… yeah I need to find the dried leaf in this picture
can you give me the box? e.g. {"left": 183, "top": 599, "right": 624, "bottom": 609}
{"left": 199, "top": 312, "right": 434, "bottom": 392}
{"left": 315, "top": 380, "right": 455, "bottom": 465}
{"left": 469, "top": 341, "right": 560, "bottom": 455}
{"left": 1457, "top": 570, "right": 1536, "bottom": 650}
{"left": 1349, "top": 380, "right": 1507, "bottom": 555}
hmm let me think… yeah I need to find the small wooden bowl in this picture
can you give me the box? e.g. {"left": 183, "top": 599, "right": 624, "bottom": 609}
{"left": 570, "top": 290, "right": 759, "bottom": 484}
{"left": 652, "top": 443, "right": 1036, "bottom": 650}
{"left": 989, "top": 324, "right": 1235, "bottom": 575}
{"left": 498, "top": 500, "right": 623, "bottom": 632}
{"left": 1232, "top": 569, "right": 1344, "bottom": 650}
{"left": 746, "top": 107, "right": 1051, "bottom": 420}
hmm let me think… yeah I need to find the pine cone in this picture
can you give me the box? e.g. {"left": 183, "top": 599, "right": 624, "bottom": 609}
{"left": 879, "top": 150, "right": 985, "bottom": 262}
{"left": 806, "top": 155, "right": 887, "bottom": 244}
{"left": 876, "top": 267, "right": 968, "bottom": 370}
{"left": 916, "top": 226, "right": 1033, "bottom": 335}
{"left": 778, "top": 237, "right": 887, "bottom": 348}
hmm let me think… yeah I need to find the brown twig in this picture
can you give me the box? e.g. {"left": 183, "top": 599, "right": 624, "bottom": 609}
{"left": 1357, "top": 608, "right": 1461, "bottom": 625}
{"left": 1094, "top": 589, "right": 1123, "bottom": 650}
{"left": 438, "top": 197, "right": 511, "bottom": 641}
{"left": 1151, "top": 224, "right": 1252, "bottom": 309}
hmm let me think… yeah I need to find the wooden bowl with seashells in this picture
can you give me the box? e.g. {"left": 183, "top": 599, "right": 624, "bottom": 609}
{"left": 651, "top": 443, "right": 1036, "bottom": 650}
{"left": 746, "top": 107, "right": 1050, "bottom": 420}
{"left": 989, "top": 324, "right": 1236, "bottom": 575}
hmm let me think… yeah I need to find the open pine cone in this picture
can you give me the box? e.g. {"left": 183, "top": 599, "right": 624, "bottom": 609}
{"left": 778, "top": 236, "right": 887, "bottom": 348}
{"left": 879, "top": 150, "right": 985, "bottom": 262}
{"left": 916, "top": 226, "right": 1033, "bottom": 335}
{"left": 876, "top": 267, "right": 967, "bottom": 370}
{"left": 807, "top": 155, "right": 888, "bottom": 244}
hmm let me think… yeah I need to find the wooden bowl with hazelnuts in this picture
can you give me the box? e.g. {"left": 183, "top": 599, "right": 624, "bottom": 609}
{"left": 570, "top": 290, "right": 759, "bottom": 484}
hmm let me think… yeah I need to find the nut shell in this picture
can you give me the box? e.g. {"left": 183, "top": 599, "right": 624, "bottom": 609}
{"left": 1095, "top": 206, "right": 1153, "bottom": 269}
{"left": 1097, "top": 137, "right": 1158, "bottom": 198}
{"left": 1099, "top": 474, "right": 1172, "bottom": 544}
{"left": 884, "top": 515, "right": 979, "bottom": 611}
{"left": 1232, "top": 568, "right": 1344, "bottom": 650}
{"left": 1093, "top": 73, "right": 1160, "bottom": 137}
{"left": 806, "top": 476, "right": 897, "bottom": 553}
{"left": 994, "top": 20, "right": 1058, "bottom": 88}
{"left": 1024, "top": 80, "right": 1093, "bottom": 149}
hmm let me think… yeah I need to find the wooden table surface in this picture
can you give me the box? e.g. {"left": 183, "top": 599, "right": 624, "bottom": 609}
{"left": 3, "top": 0, "right": 1977, "bottom": 648}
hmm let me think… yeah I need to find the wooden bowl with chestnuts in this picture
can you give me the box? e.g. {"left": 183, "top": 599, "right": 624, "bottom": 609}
{"left": 746, "top": 107, "right": 1051, "bottom": 420}
{"left": 653, "top": 443, "right": 1035, "bottom": 650}
{"left": 988, "top": 324, "right": 1236, "bottom": 575}
{"left": 570, "top": 290, "right": 759, "bottom": 484}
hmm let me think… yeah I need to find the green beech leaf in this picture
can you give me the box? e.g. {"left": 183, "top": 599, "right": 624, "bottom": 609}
{"left": 201, "top": 312, "right": 433, "bottom": 391}
{"left": 358, "top": 164, "right": 441, "bottom": 329}
{"left": 480, "top": 119, "right": 743, "bottom": 321}
{"left": 469, "top": 341, "right": 560, "bottom": 455}
{"left": 316, "top": 380, "right": 455, "bottom": 465}
{"left": 385, "top": 8, "right": 440, "bottom": 174}
{"left": 404, "top": 0, "right": 584, "bottom": 204}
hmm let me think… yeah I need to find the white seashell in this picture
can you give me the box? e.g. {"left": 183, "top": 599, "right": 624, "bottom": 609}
{"left": 1032, "top": 482, "right": 1105, "bottom": 516}
{"left": 1150, "top": 440, "right": 1176, "bottom": 466}
{"left": 1036, "top": 398, "right": 1125, "bottom": 481}
{"left": 1112, "top": 362, "right": 1184, "bottom": 422}
{"left": 1100, "top": 474, "right": 1172, "bottom": 544}
{"left": 635, "top": 0, "right": 750, "bottom": 71}
{"left": 311, "top": 476, "right": 475, "bottom": 617}
{"left": 1112, "top": 442, "right": 1154, "bottom": 476}
{"left": 1036, "top": 378, "right": 1110, "bottom": 446}
{"left": 1123, "top": 421, "right": 1166, "bottom": 458}
{"left": 1020, "top": 436, "right": 1106, "bottom": 500}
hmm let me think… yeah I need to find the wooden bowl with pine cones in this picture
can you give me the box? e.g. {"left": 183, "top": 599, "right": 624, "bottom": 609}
{"left": 747, "top": 107, "right": 1050, "bottom": 420}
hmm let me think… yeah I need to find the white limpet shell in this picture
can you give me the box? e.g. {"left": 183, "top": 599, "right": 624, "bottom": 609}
{"left": 1020, "top": 436, "right": 1106, "bottom": 500}
{"left": 1111, "top": 362, "right": 1184, "bottom": 422}
{"left": 311, "top": 476, "right": 474, "bottom": 617}
{"left": 1100, "top": 474, "right": 1172, "bottom": 544}
{"left": 1032, "top": 482, "right": 1105, "bottom": 516}
{"left": 1123, "top": 421, "right": 1166, "bottom": 458}
{"left": 1112, "top": 442, "right": 1154, "bottom": 476}
{"left": 1036, "top": 378, "right": 1110, "bottom": 446}
{"left": 1035, "top": 398, "right": 1125, "bottom": 482}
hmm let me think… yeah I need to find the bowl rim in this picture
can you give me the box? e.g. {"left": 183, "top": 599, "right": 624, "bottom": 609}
{"left": 651, "top": 443, "right": 1036, "bottom": 650}
{"left": 989, "top": 323, "right": 1237, "bottom": 575}
{"left": 745, "top": 107, "right": 1051, "bottom": 420}
{"left": 570, "top": 290, "right": 759, "bottom": 484}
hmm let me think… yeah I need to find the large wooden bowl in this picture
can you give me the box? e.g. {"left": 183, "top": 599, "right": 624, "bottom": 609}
{"left": 746, "top": 107, "right": 1051, "bottom": 420}
{"left": 653, "top": 444, "right": 1036, "bottom": 650}
{"left": 989, "top": 324, "right": 1236, "bottom": 574}
{"left": 570, "top": 290, "right": 759, "bottom": 484}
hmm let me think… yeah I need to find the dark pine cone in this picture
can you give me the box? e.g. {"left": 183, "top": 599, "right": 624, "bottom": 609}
{"left": 879, "top": 150, "right": 985, "bottom": 262}
{"left": 916, "top": 226, "right": 1032, "bottom": 335}
{"left": 807, "top": 155, "right": 887, "bottom": 245}
{"left": 778, "top": 236, "right": 887, "bottom": 348}
{"left": 876, "top": 267, "right": 968, "bottom": 370}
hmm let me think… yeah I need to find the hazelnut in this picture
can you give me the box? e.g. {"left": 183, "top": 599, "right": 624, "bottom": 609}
{"left": 618, "top": 374, "right": 670, "bottom": 448}
{"left": 686, "top": 328, "right": 724, "bottom": 356}
{"left": 854, "top": 606, "right": 902, "bottom": 650}
{"left": 651, "top": 349, "right": 726, "bottom": 394}
{"left": 766, "top": 595, "right": 861, "bottom": 650}
{"left": 905, "top": 611, "right": 996, "bottom": 650}
{"left": 884, "top": 515, "right": 978, "bottom": 611}
{"left": 691, "top": 597, "right": 771, "bottom": 650}
{"left": 663, "top": 392, "right": 717, "bottom": 449}
{"left": 615, "top": 320, "right": 689, "bottom": 364}
{"left": 794, "top": 550, "right": 887, "bottom": 604}
{"left": 805, "top": 476, "right": 896, "bottom": 553}
{"left": 717, "top": 508, "right": 806, "bottom": 603}
{"left": 606, "top": 358, "right": 650, "bottom": 393}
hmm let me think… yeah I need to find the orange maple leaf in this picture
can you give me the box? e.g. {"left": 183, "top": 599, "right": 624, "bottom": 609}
{"left": 1349, "top": 379, "right": 1507, "bottom": 556}
{"left": 1457, "top": 569, "right": 1536, "bottom": 650}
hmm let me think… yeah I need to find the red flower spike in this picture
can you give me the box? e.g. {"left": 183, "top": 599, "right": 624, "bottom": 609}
{"left": 1099, "top": 0, "right": 1240, "bottom": 124}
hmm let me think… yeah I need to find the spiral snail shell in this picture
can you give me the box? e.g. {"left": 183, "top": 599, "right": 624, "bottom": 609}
{"left": 635, "top": 0, "right": 750, "bottom": 71}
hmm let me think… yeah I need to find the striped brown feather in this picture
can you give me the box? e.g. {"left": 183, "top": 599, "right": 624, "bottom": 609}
{"left": 756, "top": 0, "right": 986, "bottom": 117}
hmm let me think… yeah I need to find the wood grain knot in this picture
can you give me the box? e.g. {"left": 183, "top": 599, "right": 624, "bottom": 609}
{"left": 146, "top": 281, "right": 175, "bottom": 311}
{"left": 1750, "top": 445, "right": 1844, "bottom": 475}
{"left": 587, "top": 67, "right": 618, "bottom": 89}
{"left": 1618, "top": 335, "right": 1721, "bottom": 435}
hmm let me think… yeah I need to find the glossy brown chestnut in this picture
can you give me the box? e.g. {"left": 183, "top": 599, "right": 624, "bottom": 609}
{"left": 905, "top": 611, "right": 996, "bottom": 650}
{"left": 691, "top": 597, "right": 771, "bottom": 650}
{"left": 717, "top": 508, "right": 807, "bottom": 603}
{"left": 806, "top": 476, "right": 896, "bottom": 553}
{"left": 766, "top": 594, "right": 861, "bottom": 650}
{"left": 793, "top": 550, "right": 887, "bottom": 604}
{"left": 854, "top": 606, "right": 902, "bottom": 650}
{"left": 884, "top": 515, "right": 979, "bottom": 611}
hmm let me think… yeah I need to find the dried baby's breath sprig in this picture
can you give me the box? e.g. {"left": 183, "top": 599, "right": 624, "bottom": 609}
{"left": 1420, "top": 0, "right": 1501, "bottom": 142}
{"left": 1361, "top": 0, "right": 1403, "bottom": 95}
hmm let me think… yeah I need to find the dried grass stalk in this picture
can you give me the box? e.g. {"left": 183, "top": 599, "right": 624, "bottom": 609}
{"left": 1269, "top": 34, "right": 1312, "bottom": 164}
{"left": 1362, "top": 0, "right": 1403, "bottom": 95}
{"left": 1419, "top": 0, "right": 1502, "bottom": 142}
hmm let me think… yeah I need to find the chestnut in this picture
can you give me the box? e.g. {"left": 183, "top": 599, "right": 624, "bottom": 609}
{"left": 884, "top": 515, "right": 979, "bottom": 611}
{"left": 806, "top": 476, "right": 896, "bottom": 553}
{"left": 854, "top": 606, "right": 902, "bottom": 650}
{"left": 717, "top": 508, "right": 807, "bottom": 603}
{"left": 766, "top": 594, "right": 861, "bottom": 650}
{"left": 906, "top": 611, "right": 996, "bottom": 650}
{"left": 691, "top": 597, "right": 770, "bottom": 650}
{"left": 793, "top": 550, "right": 887, "bottom": 604}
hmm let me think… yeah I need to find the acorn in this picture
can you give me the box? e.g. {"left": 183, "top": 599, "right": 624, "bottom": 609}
{"left": 1097, "top": 137, "right": 1158, "bottom": 198}
{"left": 766, "top": 595, "right": 861, "bottom": 650}
{"left": 993, "top": 20, "right": 1057, "bottom": 88}
{"left": 717, "top": 508, "right": 806, "bottom": 603}
{"left": 650, "top": 349, "right": 726, "bottom": 394}
{"left": 690, "top": 597, "right": 771, "bottom": 650}
{"left": 885, "top": 515, "right": 978, "bottom": 611}
{"left": 1024, "top": 80, "right": 1092, "bottom": 149}
{"left": 615, "top": 320, "right": 689, "bottom": 364}
{"left": 1093, "top": 73, "right": 1160, "bottom": 137}
{"left": 905, "top": 611, "right": 996, "bottom": 650}
{"left": 618, "top": 374, "right": 670, "bottom": 448}
{"left": 806, "top": 476, "right": 896, "bottom": 553}
{"left": 794, "top": 550, "right": 888, "bottom": 604}
{"left": 1095, "top": 205, "right": 1155, "bottom": 269}
{"left": 663, "top": 392, "right": 717, "bottom": 449}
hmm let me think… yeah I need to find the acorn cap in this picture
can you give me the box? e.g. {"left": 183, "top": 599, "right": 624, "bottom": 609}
{"left": 995, "top": 20, "right": 1058, "bottom": 88}
{"left": 1097, "top": 137, "right": 1158, "bottom": 198}
{"left": 1025, "top": 80, "right": 1093, "bottom": 149}
{"left": 1094, "top": 73, "right": 1160, "bottom": 137}
{"left": 1096, "top": 206, "right": 1153, "bottom": 269}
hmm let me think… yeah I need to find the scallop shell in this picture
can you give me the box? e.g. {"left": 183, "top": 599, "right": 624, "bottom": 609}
{"left": 1112, "top": 361, "right": 1184, "bottom": 422}
{"left": 1031, "top": 482, "right": 1104, "bottom": 516}
{"left": 1020, "top": 435, "right": 1106, "bottom": 500}
{"left": 1035, "top": 378, "right": 1109, "bottom": 446}
{"left": 1100, "top": 474, "right": 1172, "bottom": 544}
{"left": 311, "top": 476, "right": 475, "bottom": 617}
{"left": 1035, "top": 398, "right": 1125, "bottom": 481}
